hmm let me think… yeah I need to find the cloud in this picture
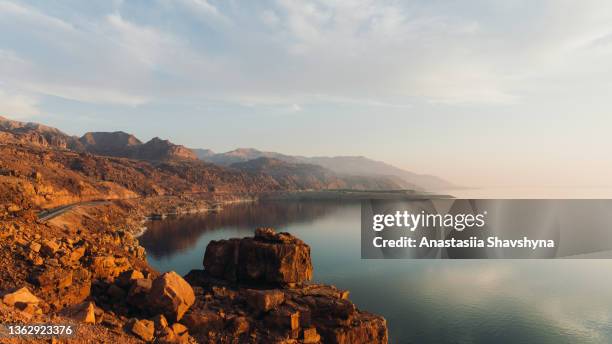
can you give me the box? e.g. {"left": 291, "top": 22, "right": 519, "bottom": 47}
{"left": 1, "top": 0, "right": 612, "bottom": 109}
{"left": 173, "top": 0, "right": 231, "bottom": 25}
{"left": 0, "top": 89, "right": 40, "bottom": 119}
{"left": 260, "top": 9, "right": 280, "bottom": 27}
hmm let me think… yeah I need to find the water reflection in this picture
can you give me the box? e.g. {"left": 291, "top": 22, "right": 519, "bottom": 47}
{"left": 140, "top": 200, "right": 612, "bottom": 343}
{"left": 139, "top": 200, "right": 345, "bottom": 258}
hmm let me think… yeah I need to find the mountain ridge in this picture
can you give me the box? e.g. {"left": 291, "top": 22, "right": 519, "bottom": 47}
{"left": 0, "top": 116, "right": 196, "bottom": 161}
{"left": 198, "top": 147, "right": 454, "bottom": 190}
{"left": 0, "top": 115, "right": 453, "bottom": 191}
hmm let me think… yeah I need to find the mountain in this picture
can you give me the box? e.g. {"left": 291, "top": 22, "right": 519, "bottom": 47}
{"left": 230, "top": 157, "right": 341, "bottom": 190}
{"left": 0, "top": 115, "right": 83, "bottom": 150}
{"left": 0, "top": 116, "right": 196, "bottom": 161}
{"left": 136, "top": 137, "right": 197, "bottom": 161}
{"left": 79, "top": 131, "right": 142, "bottom": 156}
{"left": 205, "top": 148, "right": 300, "bottom": 165}
{"left": 192, "top": 148, "right": 215, "bottom": 160}
{"left": 304, "top": 156, "right": 453, "bottom": 190}
{"left": 198, "top": 148, "right": 454, "bottom": 190}
{"left": 79, "top": 132, "right": 196, "bottom": 161}
{"left": 230, "top": 157, "right": 414, "bottom": 190}
{"left": 1, "top": 115, "right": 451, "bottom": 191}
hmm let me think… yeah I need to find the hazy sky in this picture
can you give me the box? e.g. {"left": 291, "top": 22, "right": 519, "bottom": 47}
{"left": 1, "top": 0, "right": 612, "bottom": 188}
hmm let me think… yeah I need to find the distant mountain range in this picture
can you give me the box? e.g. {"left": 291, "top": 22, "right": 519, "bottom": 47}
{"left": 0, "top": 116, "right": 454, "bottom": 191}
{"left": 229, "top": 157, "right": 414, "bottom": 190}
{"left": 197, "top": 148, "right": 454, "bottom": 190}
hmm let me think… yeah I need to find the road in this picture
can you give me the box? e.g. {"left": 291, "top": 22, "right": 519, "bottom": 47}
{"left": 37, "top": 200, "right": 109, "bottom": 222}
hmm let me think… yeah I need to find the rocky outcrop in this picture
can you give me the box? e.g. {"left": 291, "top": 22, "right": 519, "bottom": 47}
{"left": 146, "top": 271, "right": 195, "bottom": 322}
{"left": 204, "top": 227, "right": 313, "bottom": 286}
{"left": 187, "top": 228, "right": 388, "bottom": 344}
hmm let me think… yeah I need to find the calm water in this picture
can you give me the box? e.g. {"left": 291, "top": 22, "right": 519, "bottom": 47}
{"left": 139, "top": 200, "right": 612, "bottom": 343}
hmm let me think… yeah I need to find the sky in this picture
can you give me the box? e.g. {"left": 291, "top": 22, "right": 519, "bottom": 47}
{"left": 1, "top": 0, "right": 612, "bottom": 188}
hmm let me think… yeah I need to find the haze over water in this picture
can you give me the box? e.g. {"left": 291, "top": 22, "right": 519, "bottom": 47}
{"left": 140, "top": 200, "right": 612, "bottom": 343}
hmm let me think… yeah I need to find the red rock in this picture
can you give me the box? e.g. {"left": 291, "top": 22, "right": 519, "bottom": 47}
{"left": 126, "top": 318, "right": 155, "bottom": 342}
{"left": 2, "top": 287, "right": 39, "bottom": 307}
{"left": 302, "top": 327, "right": 321, "bottom": 343}
{"left": 324, "top": 313, "right": 388, "bottom": 344}
{"left": 156, "top": 327, "right": 178, "bottom": 343}
{"left": 171, "top": 323, "right": 188, "bottom": 336}
{"left": 40, "top": 239, "right": 60, "bottom": 256}
{"left": 30, "top": 268, "right": 73, "bottom": 291}
{"left": 68, "top": 246, "right": 86, "bottom": 263}
{"left": 203, "top": 228, "right": 313, "bottom": 285}
{"left": 203, "top": 239, "right": 240, "bottom": 281}
{"left": 116, "top": 269, "right": 144, "bottom": 287}
{"left": 182, "top": 310, "right": 224, "bottom": 334}
{"left": 29, "top": 241, "right": 41, "bottom": 253}
{"left": 90, "top": 256, "right": 129, "bottom": 280}
{"left": 146, "top": 271, "right": 195, "bottom": 322}
{"left": 18, "top": 303, "right": 41, "bottom": 315}
{"left": 228, "top": 316, "right": 250, "bottom": 336}
{"left": 266, "top": 306, "right": 300, "bottom": 331}
{"left": 245, "top": 289, "right": 285, "bottom": 312}
{"left": 129, "top": 278, "right": 152, "bottom": 296}
{"left": 152, "top": 314, "right": 169, "bottom": 330}
{"left": 62, "top": 301, "right": 96, "bottom": 324}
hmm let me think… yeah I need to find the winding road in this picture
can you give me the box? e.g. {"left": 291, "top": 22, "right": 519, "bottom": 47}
{"left": 37, "top": 200, "right": 109, "bottom": 222}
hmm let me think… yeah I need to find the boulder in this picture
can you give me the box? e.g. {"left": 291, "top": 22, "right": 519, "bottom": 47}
{"left": 245, "top": 289, "right": 285, "bottom": 312}
{"left": 146, "top": 271, "right": 195, "bottom": 322}
{"left": 156, "top": 327, "right": 178, "bottom": 343}
{"left": 117, "top": 269, "right": 144, "bottom": 288}
{"left": 126, "top": 318, "right": 155, "bottom": 342}
{"left": 67, "top": 246, "right": 86, "bottom": 264}
{"left": 324, "top": 313, "right": 388, "bottom": 344}
{"left": 129, "top": 278, "right": 152, "bottom": 297}
{"left": 30, "top": 268, "right": 73, "bottom": 291}
{"left": 62, "top": 301, "right": 96, "bottom": 324}
{"left": 203, "top": 228, "right": 313, "bottom": 285}
{"left": 91, "top": 256, "right": 130, "bottom": 280}
{"left": 266, "top": 306, "right": 300, "bottom": 331}
{"left": 302, "top": 327, "right": 321, "bottom": 344}
{"left": 170, "top": 323, "right": 188, "bottom": 336}
{"left": 40, "top": 239, "right": 60, "bottom": 256}
{"left": 202, "top": 239, "right": 240, "bottom": 281}
{"left": 152, "top": 314, "right": 169, "bottom": 330}
{"left": 29, "top": 241, "right": 41, "bottom": 253}
{"left": 2, "top": 287, "right": 39, "bottom": 307}
{"left": 182, "top": 310, "right": 224, "bottom": 335}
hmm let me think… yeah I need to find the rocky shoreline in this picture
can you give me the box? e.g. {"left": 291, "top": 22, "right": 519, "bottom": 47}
{"left": 0, "top": 196, "right": 388, "bottom": 343}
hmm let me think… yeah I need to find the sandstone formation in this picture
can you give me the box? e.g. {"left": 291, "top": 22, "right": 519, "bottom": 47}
{"left": 186, "top": 228, "right": 388, "bottom": 344}
{"left": 204, "top": 227, "right": 313, "bottom": 286}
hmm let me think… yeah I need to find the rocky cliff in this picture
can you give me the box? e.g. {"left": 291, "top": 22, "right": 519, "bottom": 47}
{"left": 186, "top": 228, "right": 388, "bottom": 343}
{"left": 1, "top": 209, "right": 388, "bottom": 344}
